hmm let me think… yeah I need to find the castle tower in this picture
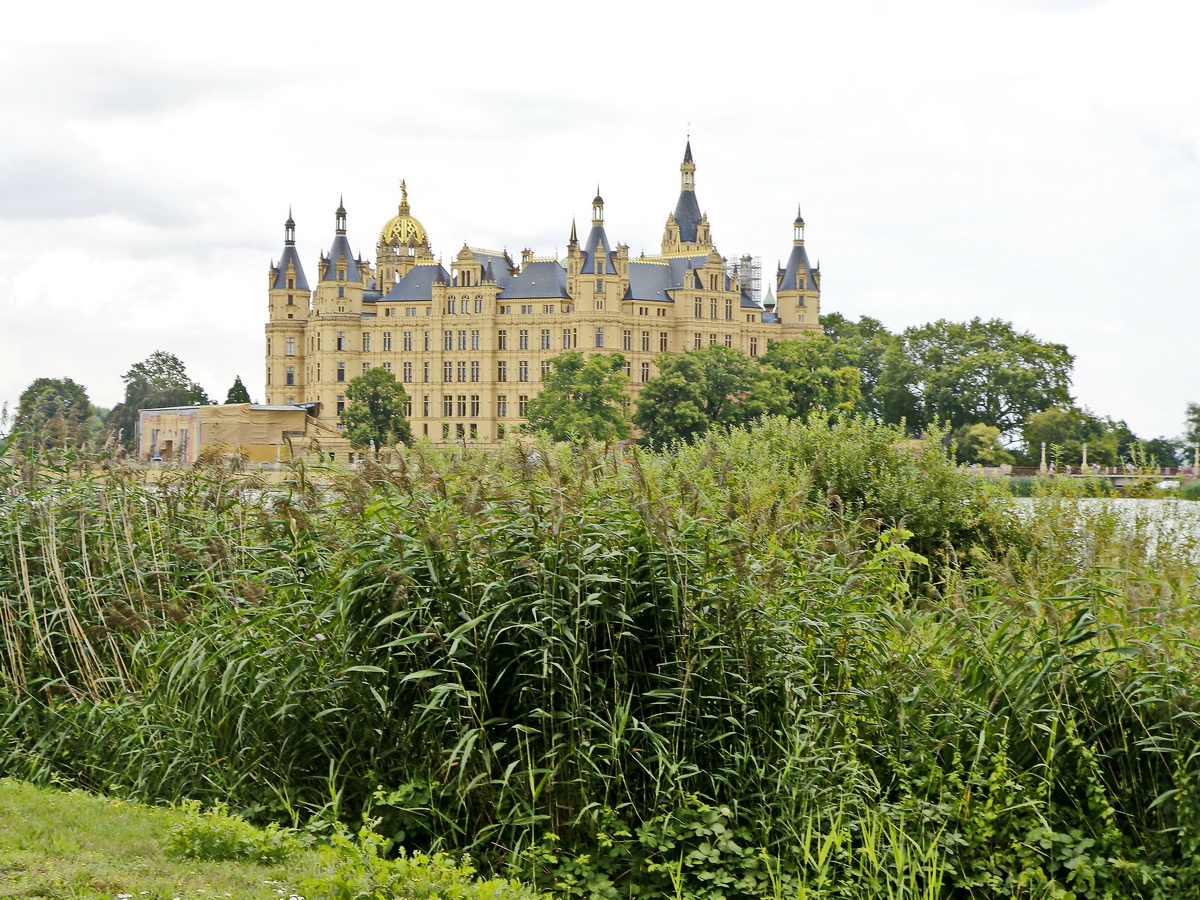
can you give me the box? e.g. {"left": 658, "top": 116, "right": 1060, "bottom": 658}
{"left": 377, "top": 180, "right": 434, "bottom": 288}
{"left": 661, "top": 141, "right": 713, "bottom": 255}
{"left": 774, "top": 205, "right": 821, "bottom": 331}
{"left": 265, "top": 212, "right": 311, "bottom": 404}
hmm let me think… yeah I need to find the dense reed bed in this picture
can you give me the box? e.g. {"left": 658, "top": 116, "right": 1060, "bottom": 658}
{"left": 2, "top": 418, "right": 1199, "bottom": 899}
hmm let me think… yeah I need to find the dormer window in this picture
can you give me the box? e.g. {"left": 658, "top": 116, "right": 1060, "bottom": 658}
{"left": 287, "top": 277, "right": 294, "bottom": 289}
{"left": 337, "top": 267, "right": 346, "bottom": 280}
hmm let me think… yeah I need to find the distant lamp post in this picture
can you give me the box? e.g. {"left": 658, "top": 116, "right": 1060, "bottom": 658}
{"left": 1081, "top": 442, "right": 1088, "bottom": 471}
{"left": 1040, "top": 442, "right": 1047, "bottom": 474}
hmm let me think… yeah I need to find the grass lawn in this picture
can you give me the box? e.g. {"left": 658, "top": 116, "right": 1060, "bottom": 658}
{"left": 0, "top": 780, "right": 319, "bottom": 900}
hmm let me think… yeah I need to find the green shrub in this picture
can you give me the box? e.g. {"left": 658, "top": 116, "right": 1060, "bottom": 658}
{"left": 301, "top": 822, "right": 539, "bottom": 900}
{"left": 163, "top": 800, "right": 303, "bottom": 863}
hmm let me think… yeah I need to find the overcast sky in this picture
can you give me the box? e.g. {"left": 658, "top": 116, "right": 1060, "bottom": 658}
{"left": 1, "top": 0, "right": 1196, "bottom": 440}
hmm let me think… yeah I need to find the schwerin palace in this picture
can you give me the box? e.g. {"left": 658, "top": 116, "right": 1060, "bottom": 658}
{"left": 264, "top": 143, "right": 822, "bottom": 443}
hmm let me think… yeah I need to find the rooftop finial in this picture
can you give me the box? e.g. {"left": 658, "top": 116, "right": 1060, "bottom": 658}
{"left": 399, "top": 179, "right": 409, "bottom": 212}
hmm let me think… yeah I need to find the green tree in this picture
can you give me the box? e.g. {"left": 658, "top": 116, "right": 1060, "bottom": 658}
{"left": 633, "top": 346, "right": 788, "bottom": 448}
{"left": 105, "top": 351, "right": 210, "bottom": 451}
{"left": 819, "top": 313, "right": 895, "bottom": 419}
{"left": 947, "top": 423, "right": 1013, "bottom": 466}
{"left": 1184, "top": 403, "right": 1200, "bottom": 446}
{"left": 760, "top": 336, "right": 861, "bottom": 421}
{"left": 225, "top": 376, "right": 251, "bottom": 405}
{"left": 877, "top": 318, "right": 1073, "bottom": 436}
{"left": 12, "top": 377, "right": 93, "bottom": 453}
{"left": 1018, "top": 405, "right": 1117, "bottom": 467}
{"left": 525, "top": 351, "right": 630, "bottom": 443}
{"left": 341, "top": 367, "right": 411, "bottom": 449}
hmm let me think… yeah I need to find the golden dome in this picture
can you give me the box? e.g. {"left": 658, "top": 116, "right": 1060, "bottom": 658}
{"left": 379, "top": 180, "right": 428, "bottom": 247}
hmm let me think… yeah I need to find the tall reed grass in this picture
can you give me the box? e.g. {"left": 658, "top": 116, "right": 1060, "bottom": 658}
{"left": 1, "top": 417, "right": 1198, "bottom": 898}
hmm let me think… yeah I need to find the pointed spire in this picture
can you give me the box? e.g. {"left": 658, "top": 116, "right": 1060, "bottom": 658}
{"left": 683, "top": 140, "right": 693, "bottom": 164}
{"left": 335, "top": 196, "right": 347, "bottom": 235}
{"left": 569, "top": 217, "right": 578, "bottom": 246}
{"left": 284, "top": 208, "right": 295, "bottom": 245}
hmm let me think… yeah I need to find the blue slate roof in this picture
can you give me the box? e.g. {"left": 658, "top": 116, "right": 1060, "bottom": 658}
{"left": 580, "top": 224, "right": 617, "bottom": 275}
{"left": 665, "top": 255, "right": 709, "bottom": 289}
{"left": 740, "top": 290, "right": 762, "bottom": 309}
{"left": 500, "top": 260, "right": 570, "bottom": 299}
{"left": 672, "top": 190, "right": 702, "bottom": 243}
{"left": 322, "top": 234, "right": 359, "bottom": 282}
{"left": 470, "top": 250, "right": 515, "bottom": 289}
{"left": 625, "top": 261, "right": 673, "bottom": 302}
{"left": 384, "top": 263, "right": 450, "bottom": 302}
{"left": 273, "top": 245, "right": 310, "bottom": 291}
{"left": 778, "top": 243, "right": 816, "bottom": 292}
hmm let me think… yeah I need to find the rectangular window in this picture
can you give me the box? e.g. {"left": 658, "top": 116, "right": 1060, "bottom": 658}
{"left": 497, "top": 394, "right": 508, "bottom": 417}
{"left": 518, "top": 395, "right": 529, "bottom": 417}
{"left": 594, "top": 327, "right": 605, "bottom": 348}
{"left": 497, "top": 360, "right": 508, "bottom": 382}
{"left": 403, "top": 361, "right": 413, "bottom": 382}
{"left": 541, "top": 360, "right": 551, "bottom": 380}
{"left": 694, "top": 332, "right": 702, "bottom": 349}
{"left": 337, "top": 332, "right": 346, "bottom": 351}
{"left": 362, "top": 363, "right": 371, "bottom": 373}
{"left": 724, "top": 334, "right": 733, "bottom": 347}
{"left": 641, "top": 331, "right": 650, "bottom": 352}
{"left": 443, "top": 423, "right": 450, "bottom": 439}
{"left": 725, "top": 299, "right": 733, "bottom": 320}
{"left": 401, "top": 331, "right": 410, "bottom": 351}
{"left": 336, "top": 395, "right": 345, "bottom": 413}
{"left": 285, "top": 337, "right": 295, "bottom": 356}
{"left": 469, "top": 423, "right": 478, "bottom": 439}
{"left": 659, "top": 332, "right": 668, "bottom": 352}
{"left": 423, "top": 361, "right": 430, "bottom": 382}
{"left": 443, "top": 362, "right": 453, "bottom": 382}
{"left": 562, "top": 328, "right": 571, "bottom": 349}
{"left": 405, "top": 397, "right": 412, "bottom": 416}
{"left": 694, "top": 298, "right": 702, "bottom": 317}
{"left": 518, "top": 361, "right": 529, "bottom": 382}
{"left": 498, "top": 329, "right": 508, "bottom": 350}
{"left": 457, "top": 395, "right": 467, "bottom": 417}
{"left": 443, "top": 395, "right": 454, "bottom": 417}
{"left": 475, "top": 299, "right": 483, "bottom": 313}
{"left": 709, "top": 334, "right": 717, "bottom": 346}
{"left": 519, "top": 329, "right": 529, "bottom": 350}
{"left": 286, "top": 366, "right": 295, "bottom": 385}
{"left": 622, "top": 329, "right": 631, "bottom": 351}
{"left": 362, "top": 333, "right": 372, "bottom": 352}
{"left": 710, "top": 299, "right": 717, "bottom": 319}
{"left": 470, "top": 395, "right": 480, "bottom": 416}
{"left": 640, "top": 362, "right": 650, "bottom": 383}
{"left": 444, "top": 330, "right": 453, "bottom": 351}
{"left": 471, "top": 329, "right": 480, "bottom": 350}
{"left": 336, "top": 364, "right": 345, "bottom": 382}
{"left": 458, "top": 330, "right": 467, "bottom": 351}
{"left": 456, "top": 423, "right": 465, "bottom": 440}
{"left": 383, "top": 361, "right": 392, "bottom": 373}
{"left": 383, "top": 332, "right": 393, "bottom": 351}
{"left": 471, "top": 361, "right": 480, "bottom": 382}
{"left": 447, "top": 299, "right": 456, "bottom": 314}
{"left": 541, "top": 329, "right": 551, "bottom": 350}
{"left": 457, "top": 361, "right": 467, "bottom": 382}
{"left": 423, "top": 331, "right": 430, "bottom": 350}
{"left": 423, "top": 395, "right": 430, "bottom": 417}
{"left": 749, "top": 337, "right": 758, "bottom": 356}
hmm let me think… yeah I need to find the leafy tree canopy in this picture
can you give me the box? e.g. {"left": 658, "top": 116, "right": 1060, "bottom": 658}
{"left": 525, "top": 351, "right": 630, "bottom": 443}
{"left": 761, "top": 336, "right": 862, "bottom": 421}
{"left": 341, "top": 367, "right": 411, "bottom": 449}
{"left": 633, "top": 345, "right": 788, "bottom": 448}
{"left": 13, "top": 377, "right": 93, "bottom": 452}
{"left": 1185, "top": 403, "right": 1200, "bottom": 446}
{"left": 947, "top": 423, "right": 1013, "bottom": 466}
{"left": 106, "top": 351, "right": 210, "bottom": 451}
{"left": 878, "top": 318, "right": 1073, "bottom": 437}
{"left": 225, "top": 376, "right": 251, "bottom": 405}
{"left": 819, "top": 313, "right": 895, "bottom": 419}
